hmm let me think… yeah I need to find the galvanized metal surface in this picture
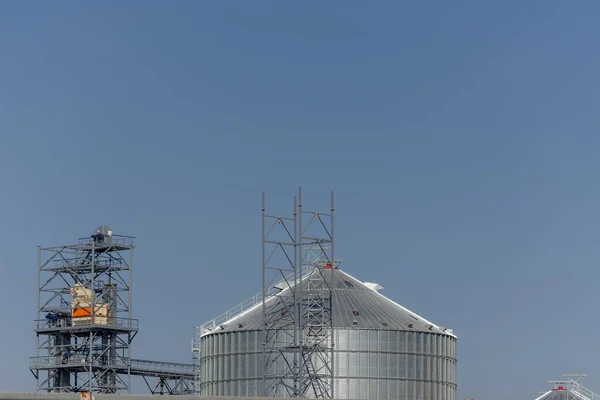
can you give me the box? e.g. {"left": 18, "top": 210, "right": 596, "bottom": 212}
{"left": 33, "top": 234, "right": 138, "bottom": 394}
{"left": 199, "top": 328, "right": 456, "bottom": 399}
{"left": 33, "top": 229, "right": 195, "bottom": 395}
{"left": 194, "top": 190, "right": 457, "bottom": 399}
{"left": 260, "top": 189, "right": 336, "bottom": 398}
{"left": 536, "top": 375, "right": 600, "bottom": 400}
{"left": 199, "top": 268, "right": 457, "bottom": 399}
{"left": 210, "top": 269, "right": 453, "bottom": 336}
{"left": 538, "top": 392, "right": 570, "bottom": 400}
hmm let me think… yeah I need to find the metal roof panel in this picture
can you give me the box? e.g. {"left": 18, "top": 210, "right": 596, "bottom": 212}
{"left": 205, "top": 268, "right": 455, "bottom": 338}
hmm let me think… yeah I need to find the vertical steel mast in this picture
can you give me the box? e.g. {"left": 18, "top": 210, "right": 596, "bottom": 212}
{"left": 262, "top": 192, "right": 299, "bottom": 397}
{"left": 261, "top": 188, "right": 335, "bottom": 398}
{"left": 297, "top": 188, "right": 334, "bottom": 398}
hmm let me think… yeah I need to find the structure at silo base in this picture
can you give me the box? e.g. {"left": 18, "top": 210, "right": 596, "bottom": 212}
{"left": 535, "top": 374, "right": 599, "bottom": 400}
{"left": 193, "top": 189, "right": 457, "bottom": 400}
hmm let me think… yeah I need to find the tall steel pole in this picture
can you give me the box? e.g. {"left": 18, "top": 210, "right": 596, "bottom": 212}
{"left": 297, "top": 187, "right": 304, "bottom": 397}
{"left": 261, "top": 191, "right": 266, "bottom": 396}
{"left": 128, "top": 247, "right": 133, "bottom": 393}
{"left": 90, "top": 239, "right": 95, "bottom": 395}
{"left": 330, "top": 190, "right": 335, "bottom": 399}
{"left": 36, "top": 246, "right": 41, "bottom": 390}
{"left": 292, "top": 195, "right": 299, "bottom": 397}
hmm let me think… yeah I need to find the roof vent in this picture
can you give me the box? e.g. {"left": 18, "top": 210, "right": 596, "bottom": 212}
{"left": 428, "top": 325, "right": 433, "bottom": 330}
{"left": 381, "top": 322, "right": 388, "bottom": 327}
{"left": 238, "top": 324, "right": 243, "bottom": 328}
{"left": 408, "top": 324, "right": 413, "bottom": 328}
{"left": 352, "top": 320, "right": 358, "bottom": 326}
{"left": 363, "top": 282, "right": 384, "bottom": 291}
{"left": 220, "top": 324, "right": 227, "bottom": 330}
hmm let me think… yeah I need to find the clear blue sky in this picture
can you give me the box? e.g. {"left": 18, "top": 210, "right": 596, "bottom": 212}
{"left": 2, "top": 1, "right": 600, "bottom": 399}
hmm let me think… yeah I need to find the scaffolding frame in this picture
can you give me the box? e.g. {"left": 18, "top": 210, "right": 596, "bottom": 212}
{"left": 142, "top": 375, "right": 194, "bottom": 396}
{"left": 261, "top": 188, "right": 335, "bottom": 398}
{"left": 31, "top": 233, "right": 137, "bottom": 394}
{"left": 191, "top": 327, "right": 201, "bottom": 396}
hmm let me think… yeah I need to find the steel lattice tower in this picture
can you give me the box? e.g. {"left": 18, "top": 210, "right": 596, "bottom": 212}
{"left": 30, "top": 225, "right": 138, "bottom": 394}
{"left": 261, "top": 191, "right": 299, "bottom": 397}
{"left": 261, "top": 188, "right": 335, "bottom": 398}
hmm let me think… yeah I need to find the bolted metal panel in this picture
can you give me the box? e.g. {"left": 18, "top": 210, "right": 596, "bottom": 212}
{"left": 196, "top": 265, "right": 457, "bottom": 400}
{"left": 199, "top": 328, "right": 456, "bottom": 400}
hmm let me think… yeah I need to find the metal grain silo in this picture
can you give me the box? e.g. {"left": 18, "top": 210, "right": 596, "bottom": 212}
{"left": 196, "top": 267, "right": 457, "bottom": 400}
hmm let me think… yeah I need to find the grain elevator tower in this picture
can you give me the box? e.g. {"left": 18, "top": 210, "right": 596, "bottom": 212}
{"left": 30, "top": 225, "right": 137, "bottom": 394}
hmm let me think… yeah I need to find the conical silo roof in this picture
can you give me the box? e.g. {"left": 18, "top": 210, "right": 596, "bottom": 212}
{"left": 204, "top": 268, "right": 455, "bottom": 337}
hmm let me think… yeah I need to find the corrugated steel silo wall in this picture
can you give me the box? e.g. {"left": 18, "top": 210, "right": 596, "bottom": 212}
{"left": 199, "top": 329, "right": 456, "bottom": 400}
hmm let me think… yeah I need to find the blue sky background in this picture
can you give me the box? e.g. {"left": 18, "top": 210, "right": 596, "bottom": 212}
{"left": 2, "top": 1, "right": 600, "bottom": 399}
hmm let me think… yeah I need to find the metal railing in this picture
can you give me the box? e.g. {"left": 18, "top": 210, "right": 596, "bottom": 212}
{"left": 198, "top": 292, "right": 262, "bottom": 334}
{"left": 191, "top": 329, "right": 202, "bottom": 395}
{"left": 198, "top": 266, "right": 314, "bottom": 335}
{"left": 30, "top": 356, "right": 195, "bottom": 379}
{"left": 196, "top": 253, "right": 339, "bottom": 337}
{"left": 191, "top": 332, "right": 200, "bottom": 352}
{"left": 29, "top": 355, "right": 128, "bottom": 370}
{"left": 130, "top": 359, "right": 195, "bottom": 378}
{"left": 570, "top": 383, "right": 600, "bottom": 400}
{"left": 36, "top": 316, "right": 139, "bottom": 331}
{"left": 78, "top": 234, "right": 135, "bottom": 247}
{"left": 545, "top": 377, "right": 600, "bottom": 400}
